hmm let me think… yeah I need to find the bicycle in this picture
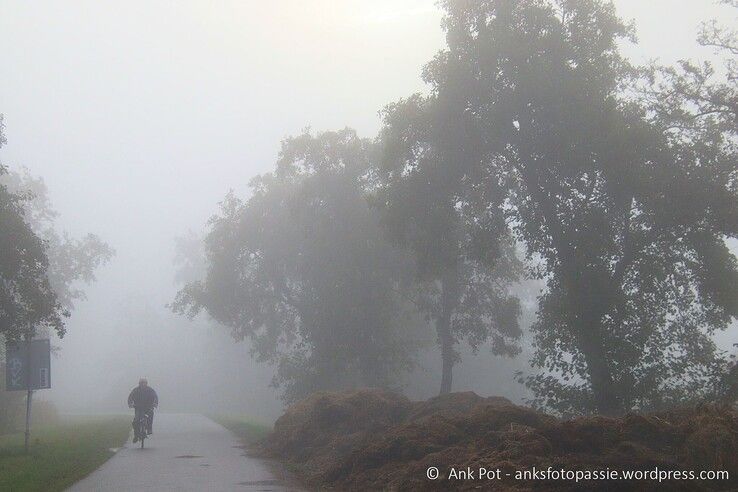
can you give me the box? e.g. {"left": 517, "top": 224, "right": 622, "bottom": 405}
{"left": 131, "top": 407, "right": 152, "bottom": 449}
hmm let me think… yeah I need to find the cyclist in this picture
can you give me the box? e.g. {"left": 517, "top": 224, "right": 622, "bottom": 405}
{"left": 127, "top": 378, "right": 158, "bottom": 442}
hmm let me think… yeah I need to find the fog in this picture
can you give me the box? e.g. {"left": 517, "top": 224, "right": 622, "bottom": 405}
{"left": 0, "top": 0, "right": 734, "bottom": 421}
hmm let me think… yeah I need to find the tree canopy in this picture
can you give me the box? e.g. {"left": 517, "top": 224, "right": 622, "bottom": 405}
{"left": 0, "top": 117, "right": 66, "bottom": 341}
{"left": 413, "top": 0, "right": 737, "bottom": 414}
{"left": 173, "top": 129, "right": 424, "bottom": 402}
{"left": 0, "top": 116, "right": 114, "bottom": 342}
{"left": 1, "top": 168, "right": 114, "bottom": 311}
{"left": 172, "top": 0, "right": 737, "bottom": 415}
{"left": 376, "top": 92, "right": 523, "bottom": 395}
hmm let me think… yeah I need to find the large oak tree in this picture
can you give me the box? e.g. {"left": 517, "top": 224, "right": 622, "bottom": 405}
{"left": 407, "top": 0, "right": 737, "bottom": 414}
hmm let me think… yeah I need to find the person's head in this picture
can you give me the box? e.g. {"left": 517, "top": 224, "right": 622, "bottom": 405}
{"left": 139, "top": 378, "right": 148, "bottom": 388}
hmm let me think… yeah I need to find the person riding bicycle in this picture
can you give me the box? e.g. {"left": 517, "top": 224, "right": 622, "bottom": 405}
{"left": 128, "top": 378, "right": 158, "bottom": 442}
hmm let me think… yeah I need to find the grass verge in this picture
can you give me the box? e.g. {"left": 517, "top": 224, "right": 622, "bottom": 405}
{"left": 209, "top": 414, "right": 271, "bottom": 445}
{"left": 0, "top": 415, "right": 130, "bottom": 492}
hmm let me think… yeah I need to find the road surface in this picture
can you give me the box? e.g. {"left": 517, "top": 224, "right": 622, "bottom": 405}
{"left": 67, "top": 413, "right": 299, "bottom": 492}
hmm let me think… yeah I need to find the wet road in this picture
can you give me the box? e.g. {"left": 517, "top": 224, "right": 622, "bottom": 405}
{"left": 67, "top": 413, "right": 297, "bottom": 492}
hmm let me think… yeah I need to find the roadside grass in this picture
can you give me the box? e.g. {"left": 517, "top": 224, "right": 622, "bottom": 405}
{"left": 0, "top": 415, "right": 130, "bottom": 492}
{"left": 209, "top": 414, "right": 271, "bottom": 445}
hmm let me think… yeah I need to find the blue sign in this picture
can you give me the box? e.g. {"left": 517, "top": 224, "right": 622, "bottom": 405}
{"left": 5, "top": 339, "right": 51, "bottom": 391}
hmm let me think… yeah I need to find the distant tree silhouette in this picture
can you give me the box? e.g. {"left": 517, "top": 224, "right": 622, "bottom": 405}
{"left": 2, "top": 168, "right": 114, "bottom": 312}
{"left": 172, "top": 129, "right": 425, "bottom": 402}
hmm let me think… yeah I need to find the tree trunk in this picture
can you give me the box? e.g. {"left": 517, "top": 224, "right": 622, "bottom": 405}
{"left": 439, "top": 325, "right": 454, "bottom": 395}
{"left": 513, "top": 131, "right": 626, "bottom": 414}
{"left": 438, "top": 267, "right": 458, "bottom": 395}
{"left": 577, "top": 317, "right": 621, "bottom": 415}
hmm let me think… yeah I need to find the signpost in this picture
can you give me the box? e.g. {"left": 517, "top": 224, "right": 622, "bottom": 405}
{"left": 5, "top": 339, "right": 51, "bottom": 452}
{"left": 6, "top": 339, "right": 51, "bottom": 391}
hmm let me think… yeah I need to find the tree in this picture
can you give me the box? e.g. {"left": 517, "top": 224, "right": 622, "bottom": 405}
{"left": 719, "top": 344, "right": 738, "bottom": 404}
{"left": 173, "top": 129, "right": 424, "bottom": 402}
{"left": 376, "top": 94, "right": 522, "bottom": 395}
{"left": 415, "top": 0, "right": 737, "bottom": 414}
{"left": 0, "top": 116, "right": 113, "bottom": 431}
{"left": 0, "top": 116, "right": 66, "bottom": 342}
{"left": 1, "top": 168, "right": 115, "bottom": 311}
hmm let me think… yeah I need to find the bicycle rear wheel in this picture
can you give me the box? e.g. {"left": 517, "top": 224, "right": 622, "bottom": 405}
{"left": 134, "top": 417, "right": 146, "bottom": 449}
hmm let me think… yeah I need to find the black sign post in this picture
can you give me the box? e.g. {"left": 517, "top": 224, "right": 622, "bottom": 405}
{"left": 5, "top": 339, "right": 51, "bottom": 452}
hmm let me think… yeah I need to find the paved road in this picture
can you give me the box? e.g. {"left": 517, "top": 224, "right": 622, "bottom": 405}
{"left": 67, "top": 413, "right": 299, "bottom": 492}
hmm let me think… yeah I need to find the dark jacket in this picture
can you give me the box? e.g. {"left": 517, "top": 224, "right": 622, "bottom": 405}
{"left": 128, "top": 386, "right": 158, "bottom": 409}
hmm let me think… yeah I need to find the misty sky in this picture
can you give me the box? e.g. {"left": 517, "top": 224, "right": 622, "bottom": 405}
{"left": 0, "top": 1, "right": 734, "bottom": 416}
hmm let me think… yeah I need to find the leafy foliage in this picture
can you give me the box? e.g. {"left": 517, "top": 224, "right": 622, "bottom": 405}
{"left": 173, "top": 129, "right": 424, "bottom": 402}
{"left": 0, "top": 117, "right": 66, "bottom": 341}
{"left": 171, "top": 0, "right": 736, "bottom": 414}
{"left": 376, "top": 93, "right": 523, "bottom": 394}
{"left": 0, "top": 117, "right": 114, "bottom": 436}
{"left": 1, "top": 169, "right": 114, "bottom": 311}
{"left": 414, "top": 0, "right": 737, "bottom": 414}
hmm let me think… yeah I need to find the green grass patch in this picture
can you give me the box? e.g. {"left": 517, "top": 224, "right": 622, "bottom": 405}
{"left": 0, "top": 415, "right": 130, "bottom": 492}
{"left": 209, "top": 414, "right": 271, "bottom": 445}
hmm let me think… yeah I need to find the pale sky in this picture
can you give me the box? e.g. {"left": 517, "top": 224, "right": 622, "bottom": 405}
{"left": 0, "top": 0, "right": 734, "bottom": 413}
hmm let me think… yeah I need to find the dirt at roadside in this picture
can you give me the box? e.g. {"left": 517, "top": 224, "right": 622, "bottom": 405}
{"left": 259, "top": 389, "right": 738, "bottom": 491}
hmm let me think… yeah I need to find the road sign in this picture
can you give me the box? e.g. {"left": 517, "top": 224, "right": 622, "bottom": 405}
{"left": 5, "top": 339, "right": 51, "bottom": 391}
